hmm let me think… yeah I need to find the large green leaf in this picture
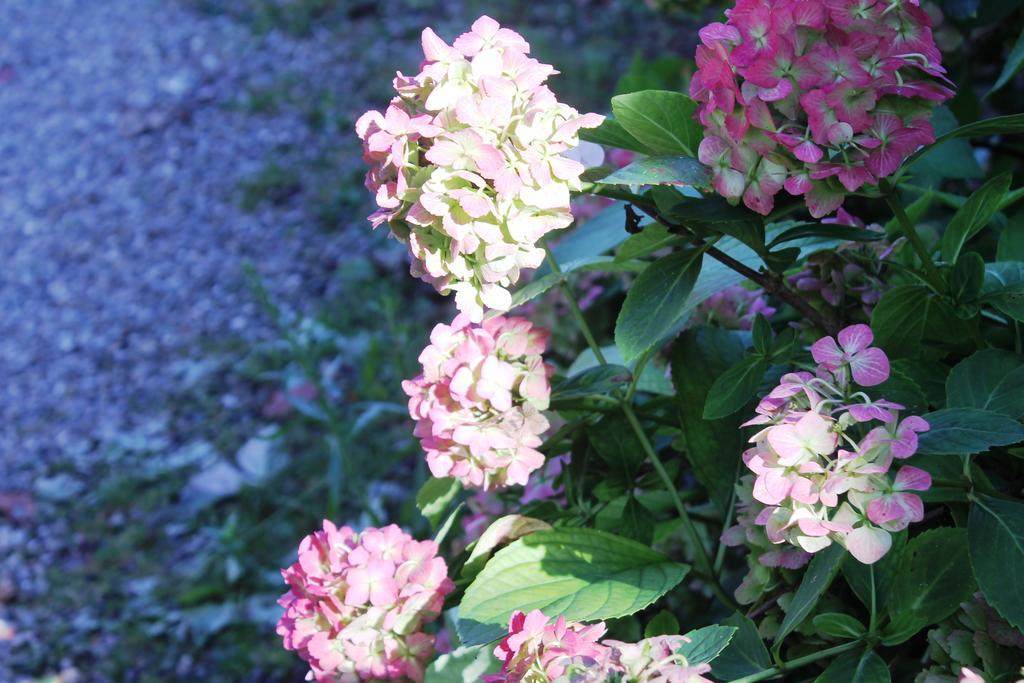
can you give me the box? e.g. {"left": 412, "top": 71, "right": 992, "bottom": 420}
{"left": 417, "top": 477, "right": 461, "bottom": 528}
{"left": 990, "top": 27, "right": 1024, "bottom": 94}
{"left": 870, "top": 285, "right": 931, "bottom": 357}
{"left": 579, "top": 116, "right": 653, "bottom": 155}
{"left": 940, "top": 172, "right": 1012, "bottom": 263}
{"left": 916, "top": 408, "right": 1024, "bottom": 455}
{"left": 702, "top": 355, "right": 768, "bottom": 420}
{"left": 547, "top": 203, "right": 635, "bottom": 268}
{"left": 461, "top": 515, "right": 552, "bottom": 581}
{"left": 906, "top": 114, "right": 1024, "bottom": 168}
{"left": 908, "top": 107, "right": 983, "bottom": 183}
{"left": 774, "top": 544, "right": 846, "bottom": 650}
{"left": 589, "top": 412, "right": 646, "bottom": 483}
{"left": 946, "top": 349, "right": 1024, "bottom": 418}
{"left": 599, "top": 156, "right": 710, "bottom": 187}
{"left": 457, "top": 528, "right": 690, "bottom": 645}
{"left": 812, "top": 612, "right": 866, "bottom": 640}
{"left": 671, "top": 328, "right": 747, "bottom": 513}
{"left": 425, "top": 646, "right": 499, "bottom": 682}
{"left": 981, "top": 261, "right": 1024, "bottom": 321}
{"left": 610, "top": 90, "right": 702, "bottom": 156}
{"left": 711, "top": 613, "right": 772, "bottom": 679}
{"left": 677, "top": 625, "right": 737, "bottom": 665}
{"left": 616, "top": 223, "right": 684, "bottom": 262}
{"left": 550, "top": 364, "right": 632, "bottom": 402}
{"left": 615, "top": 248, "right": 704, "bottom": 361}
{"left": 884, "top": 527, "right": 976, "bottom": 645}
{"left": 998, "top": 211, "right": 1024, "bottom": 261}
{"left": 969, "top": 495, "right": 1024, "bottom": 631}
{"left": 814, "top": 650, "right": 890, "bottom": 683}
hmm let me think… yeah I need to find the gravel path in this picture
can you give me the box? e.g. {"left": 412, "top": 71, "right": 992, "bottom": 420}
{"left": 0, "top": 1, "right": 364, "bottom": 678}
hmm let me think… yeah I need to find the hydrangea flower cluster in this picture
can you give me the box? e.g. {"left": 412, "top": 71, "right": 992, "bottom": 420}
{"left": 485, "top": 610, "right": 611, "bottom": 682}
{"left": 356, "top": 16, "right": 603, "bottom": 321}
{"left": 276, "top": 522, "right": 454, "bottom": 682}
{"left": 403, "top": 314, "right": 553, "bottom": 490}
{"left": 462, "top": 455, "right": 566, "bottom": 544}
{"left": 486, "top": 611, "right": 716, "bottom": 682}
{"left": 695, "top": 284, "right": 776, "bottom": 330}
{"left": 691, "top": 0, "right": 954, "bottom": 217}
{"left": 727, "top": 324, "right": 932, "bottom": 567}
{"left": 789, "top": 209, "right": 897, "bottom": 316}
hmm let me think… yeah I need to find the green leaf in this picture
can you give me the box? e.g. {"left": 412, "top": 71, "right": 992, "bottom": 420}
{"left": 425, "top": 646, "right": 499, "bottom": 682}
{"left": 981, "top": 261, "right": 1024, "bottom": 321}
{"left": 611, "top": 90, "right": 701, "bottom": 156}
{"left": 671, "top": 327, "right": 747, "bottom": 512}
{"left": 814, "top": 650, "right": 890, "bottom": 683}
{"left": 969, "top": 495, "right": 1024, "bottom": 631}
{"left": 615, "top": 248, "right": 704, "bottom": 361}
{"left": 644, "top": 610, "right": 680, "bottom": 638}
{"left": 885, "top": 527, "right": 976, "bottom": 645}
{"left": 843, "top": 530, "right": 907, "bottom": 611}
{"left": 949, "top": 252, "right": 986, "bottom": 315}
{"left": 702, "top": 355, "right": 768, "bottom": 420}
{"left": 549, "top": 203, "right": 634, "bottom": 266}
{"left": 461, "top": 515, "right": 552, "bottom": 581}
{"left": 990, "top": 27, "right": 1024, "bottom": 94}
{"left": 417, "top": 477, "right": 460, "bottom": 528}
{"left": 998, "top": 210, "right": 1024, "bottom": 261}
{"left": 870, "top": 285, "right": 932, "bottom": 358}
{"left": 457, "top": 528, "right": 689, "bottom": 645}
{"left": 590, "top": 412, "right": 647, "bottom": 482}
{"left": 711, "top": 613, "right": 772, "bottom": 679}
{"left": 946, "top": 349, "right": 1024, "bottom": 418}
{"left": 551, "top": 365, "right": 632, "bottom": 402}
{"left": 616, "top": 223, "right": 685, "bottom": 262}
{"left": 940, "top": 172, "right": 1012, "bottom": 263}
{"left": 908, "top": 107, "right": 983, "bottom": 183}
{"left": 661, "top": 196, "right": 765, "bottom": 245}
{"left": 677, "top": 625, "right": 737, "bottom": 665}
{"left": 916, "top": 408, "right": 1024, "bottom": 455}
{"left": 769, "top": 223, "right": 884, "bottom": 248}
{"left": 812, "top": 612, "right": 866, "bottom": 640}
{"left": 599, "top": 156, "right": 710, "bottom": 187}
{"left": 935, "top": 113, "right": 1024, "bottom": 140}
{"left": 579, "top": 117, "right": 653, "bottom": 155}
{"left": 774, "top": 544, "right": 846, "bottom": 651}
{"left": 619, "top": 494, "right": 657, "bottom": 545}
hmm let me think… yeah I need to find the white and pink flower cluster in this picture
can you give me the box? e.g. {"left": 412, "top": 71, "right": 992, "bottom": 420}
{"left": 276, "top": 522, "right": 454, "bottom": 682}
{"left": 403, "top": 314, "right": 553, "bottom": 490}
{"left": 356, "top": 16, "right": 603, "bottom": 322}
{"left": 725, "top": 324, "right": 932, "bottom": 580}
{"left": 485, "top": 610, "right": 714, "bottom": 682}
{"left": 691, "top": 0, "right": 954, "bottom": 217}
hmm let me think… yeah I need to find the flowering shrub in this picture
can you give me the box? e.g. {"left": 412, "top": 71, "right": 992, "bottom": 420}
{"left": 401, "top": 313, "right": 553, "bottom": 490}
{"left": 279, "top": 6, "right": 1024, "bottom": 683}
{"left": 356, "top": 16, "right": 603, "bottom": 321}
{"left": 691, "top": 0, "right": 954, "bottom": 216}
{"left": 276, "top": 522, "right": 453, "bottom": 681}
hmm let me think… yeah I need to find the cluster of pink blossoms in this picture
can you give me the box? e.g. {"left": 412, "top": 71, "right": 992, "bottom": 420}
{"left": 356, "top": 16, "right": 603, "bottom": 321}
{"left": 725, "top": 324, "right": 932, "bottom": 575}
{"left": 691, "top": 0, "right": 954, "bottom": 217}
{"left": 403, "top": 314, "right": 553, "bottom": 490}
{"left": 695, "top": 284, "right": 776, "bottom": 330}
{"left": 276, "top": 522, "right": 454, "bottom": 682}
{"left": 486, "top": 610, "right": 714, "bottom": 682}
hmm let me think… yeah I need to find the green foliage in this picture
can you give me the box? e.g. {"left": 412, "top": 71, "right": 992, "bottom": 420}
{"left": 457, "top": 528, "right": 689, "bottom": 646}
{"left": 610, "top": 90, "right": 702, "bottom": 156}
{"left": 916, "top": 408, "right": 1024, "bottom": 455}
{"left": 969, "top": 495, "right": 1024, "bottom": 631}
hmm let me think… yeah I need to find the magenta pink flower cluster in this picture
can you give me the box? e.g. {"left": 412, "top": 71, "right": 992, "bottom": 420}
{"left": 486, "top": 610, "right": 714, "bottom": 682}
{"left": 356, "top": 16, "right": 603, "bottom": 322}
{"left": 403, "top": 314, "right": 553, "bottom": 490}
{"left": 727, "top": 324, "right": 932, "bottom": 569}
{"left": 276, "top": 521, "right": 454, "bottom": 682}
{"left": 691, "top": 0, "right": 954, "bottom": 217}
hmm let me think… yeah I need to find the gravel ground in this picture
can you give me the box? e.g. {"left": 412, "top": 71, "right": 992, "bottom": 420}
{"left": 0, "top": 1, "right": 365, "bottom": 678}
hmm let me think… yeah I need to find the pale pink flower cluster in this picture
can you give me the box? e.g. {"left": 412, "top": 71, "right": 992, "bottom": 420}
{"left": 276, "top": 522, "right": 454, "bottom": 682}
{"left": 403, "top": 314, "right": 553, "bottom": 490}
{"left": 486, "top": 610, "right": 715, "bottom": 682}
{"left": 691, "top": 0, "right": 954, "bottom": 217}
{"left": 728, "top": 324, "right": 932, "bottom": 566}
{"left": 695, "top": 284, "right": 776, "bottom": 330}
{"left": 356, "top": 16, "right": 604, "bottom": 321}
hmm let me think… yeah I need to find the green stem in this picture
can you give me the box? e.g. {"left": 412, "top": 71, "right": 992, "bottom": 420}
{"left": 713, "top": 483, "right": 738, "bottom": 576}
{"left": 881, "top": 185, "right": 944, "bottom": 291}
{"left": 543, "top": 242, "right": 607, "bottom": 365}
{"left": 621, "top": 401, "right": 739, "bottom": 611}
{"left": 730, "top": 640, "right": 864, "bottom": 683}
